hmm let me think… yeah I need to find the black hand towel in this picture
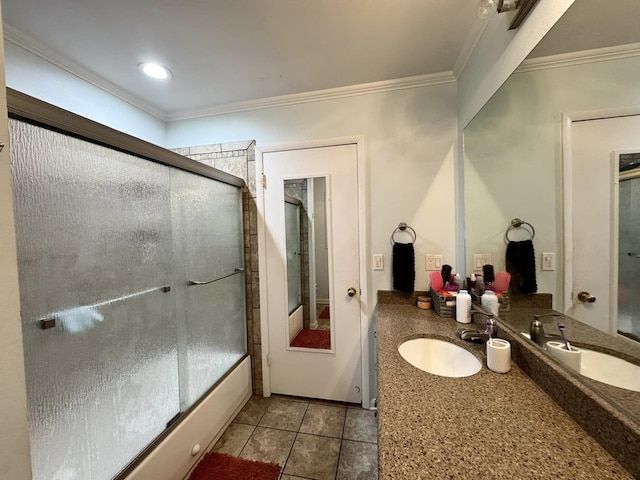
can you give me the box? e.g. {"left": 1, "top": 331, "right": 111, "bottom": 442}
{"left": 506, "top": 239, "right": 537, "bottom": 294}
{"left": 392, "top": 242, "right": 415, "bottom": 293}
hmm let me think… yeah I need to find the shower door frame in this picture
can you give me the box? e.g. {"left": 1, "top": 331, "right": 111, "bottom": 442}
{"left": 7, "top": 89, "right": 243, "bottom": 189}
{"left": 7, "top": 88, "right": 251, "bottom": 480}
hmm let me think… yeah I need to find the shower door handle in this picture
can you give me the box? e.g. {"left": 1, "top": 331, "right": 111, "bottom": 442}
{"left": 188, "top": 268, "right": 245, "bottom": 286}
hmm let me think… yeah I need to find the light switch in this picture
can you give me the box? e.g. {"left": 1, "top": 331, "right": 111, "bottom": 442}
{"left": 473, "top": 253, "right": 492, "bottom": 270}
{"left": 425, "top": 254, "right": 443, "bottom": 271}
{"left": 373, "top": 254, "right": 384, "bottom": 271}
{"left": 542, "top": 252, "right": 555, "bottom": 271}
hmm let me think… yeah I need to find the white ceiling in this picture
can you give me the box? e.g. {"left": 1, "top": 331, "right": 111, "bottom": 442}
{"left": 5, "top": 1, "right": 635, "bottom": 121}
{"left": 1, "top": 0, "right": 481, "bottom": 119}
{"left": 530, "top": 0, "right": 640, "bottom": 58}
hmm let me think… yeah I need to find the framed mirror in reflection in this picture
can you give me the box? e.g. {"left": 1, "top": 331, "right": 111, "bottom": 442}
{"left": 463, "top": 0, "right": 640, "bottom": 424}
{"left": 284, "top": 177, "right": 331, "bottom": 350}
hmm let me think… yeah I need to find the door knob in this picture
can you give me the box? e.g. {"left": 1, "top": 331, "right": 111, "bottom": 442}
{"left": 577, "top": 291, "right": 596, "bottom": 303}
{"left": 347, "top": 287, "right": 357, "bottom": 297}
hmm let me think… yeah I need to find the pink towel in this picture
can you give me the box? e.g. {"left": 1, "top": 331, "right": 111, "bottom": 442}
{"left": 430, "top": 271, "right": 443, "bottom": 291}
{"left": 494, "top": 271, "right": 511, "bottom": 293}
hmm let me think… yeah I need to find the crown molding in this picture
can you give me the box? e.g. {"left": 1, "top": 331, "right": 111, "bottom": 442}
{"left": 3, "top": 23, "right": 168, "bottom": 121}
{"left": 167, "top": 71, "right": 455, "bottom": 121}
{"left": 452, "top": 16, "right": 491, "bottom": 79}
{"left": 517, "top": 42, "right": 640, "bottom": 73}
{"left": 3, "top": 22, "right": 456, "bottom": 123}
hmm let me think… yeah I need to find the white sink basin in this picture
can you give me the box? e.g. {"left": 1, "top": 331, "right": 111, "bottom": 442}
{"left": 398, "top": 338, "right": 482, "bottom": 378}
{"left": 580, "top": 349, "right": 640, "bottom": 392}
{"left": 521, "top": 332, "right": 640, "bottom": 392}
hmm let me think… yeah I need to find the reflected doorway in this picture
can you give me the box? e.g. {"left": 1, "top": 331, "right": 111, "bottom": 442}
{"left": 284, "top": 178, "right": 331, "bottom": 350}
{"left": 617, "top": 152, "right": 640, "bottom": 342}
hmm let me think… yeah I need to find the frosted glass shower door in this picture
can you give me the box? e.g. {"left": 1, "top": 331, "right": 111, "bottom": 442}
{"left": 171, "top": 169, "right": 247, "bottom": 409}
{"left": 10, "top": 119, "right": 181, "bottom": 480}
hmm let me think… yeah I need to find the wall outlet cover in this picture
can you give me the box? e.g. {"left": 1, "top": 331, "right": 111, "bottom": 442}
{"left": 542, "top": 252, "right": 555, "bottom": 271}
{"left": 473, "top": 253, "right": 492, "bottom": 270}
{"left": 425, "top": 254, "right": 443, "bottom": 271}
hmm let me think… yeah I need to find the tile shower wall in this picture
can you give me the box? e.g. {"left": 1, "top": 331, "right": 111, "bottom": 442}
{"left": 173, "top": 141, "right": 264, "bottom": 394}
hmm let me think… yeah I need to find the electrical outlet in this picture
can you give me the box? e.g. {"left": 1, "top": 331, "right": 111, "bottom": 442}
{"left": 373, "top": 254, "right": 384, "bottom": 271}
{"left": 473, "top": 253, "right": 492, "bottom": 270}
{"left": 425, "top": 254, "right": 443, "bottom": 271}
{"left": 542, "top": 252, "right": 555, "bottom": 271}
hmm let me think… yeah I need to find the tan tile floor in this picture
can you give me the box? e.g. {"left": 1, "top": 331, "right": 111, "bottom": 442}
{"left": 212, "top": 395, "right": 378, "bottom": 479}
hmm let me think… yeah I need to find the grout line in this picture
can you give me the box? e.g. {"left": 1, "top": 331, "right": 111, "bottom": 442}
{"left": 333, "top": 403, "right": 351, "bottom": 480}
{"left": 279, "top": 401, "right": 310, "bottom": 477}
{"left": 235, "top": 424, "right": 257, "bottom": 459}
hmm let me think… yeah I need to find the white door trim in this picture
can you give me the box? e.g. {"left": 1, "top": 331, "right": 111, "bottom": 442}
{"left": 562, "top": 105, "right": 640, "bottom": 323}
{"left": 255, "top": 136, "right": 370, "bottom": 407}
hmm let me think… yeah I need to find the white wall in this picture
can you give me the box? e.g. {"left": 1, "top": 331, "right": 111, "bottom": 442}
{"left": 4, "top": 41, "right": 166, "bottom": 145}
{"left": 167, "top": 83, "right": 459, "bottom": 298}
{"left": 464, "top": 54, "right": 640, "bottom": 308}
{"left": 0, "top": 12, "right": 33, "bottom": 480}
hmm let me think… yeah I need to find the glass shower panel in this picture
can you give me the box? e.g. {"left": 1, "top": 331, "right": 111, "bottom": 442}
{"left": 171, "top": 169, "right": 246, "bottom": 409}
{"left": 181, "top": 273, "right": 247, "bottom": 406}
{"left": 618, "top": 176, "right": 640, "bottom": 340}
{"left": 285, "top": 200, "right": 302, "bottom": 314}
{"left": 10, "top": 119, "right": 180, "bottom": 480}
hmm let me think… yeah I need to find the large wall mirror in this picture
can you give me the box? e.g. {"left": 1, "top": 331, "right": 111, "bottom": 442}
{"left": 464, "top": 0, "right": 640, "bottom": 424}
{"left": 284, "top": 177, "right": 331, "bottom": 350}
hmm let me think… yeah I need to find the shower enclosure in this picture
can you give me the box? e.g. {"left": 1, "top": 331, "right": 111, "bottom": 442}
{"left": 9, "top": 91, "right": 247, "bottom": 480}
{"left": 618, "top": 153, "right": 640, "bottom": 341}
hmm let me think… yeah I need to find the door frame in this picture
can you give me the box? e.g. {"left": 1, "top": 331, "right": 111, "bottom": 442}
{"left": 256, "top": 136, "right": 370, "bottom": 407}
{"left": 562, "top": 105, "right": 640, "bottom": 332}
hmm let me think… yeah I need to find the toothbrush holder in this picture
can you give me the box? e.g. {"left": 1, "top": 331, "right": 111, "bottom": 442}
{"left": 546, "top": 341, "right": 581, "bottom": 372}
{"left": 486, "top": 338, "right": 511, "bottom": 373}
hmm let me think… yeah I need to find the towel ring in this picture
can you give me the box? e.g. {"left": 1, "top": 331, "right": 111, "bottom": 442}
{"left": 504, "top": 218, "right": 535, "bottom": 244}
{"left": 390, "top": 222, "right": 417, "bottom": 245}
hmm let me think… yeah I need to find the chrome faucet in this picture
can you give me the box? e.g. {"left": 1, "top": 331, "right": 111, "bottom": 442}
{"left": 458, "top": 312, "right": 497, "bottom": 343}
{"left": 530, "top": 312, "right": 562, "bottom": 346}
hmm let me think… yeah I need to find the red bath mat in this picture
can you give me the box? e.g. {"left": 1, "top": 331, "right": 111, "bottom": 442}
{"left": 319, "top": 306, "right": 330, "bottom": 319}
{"left": 188, "top": 452, "right": 280, "bottom": 480}
{"left": 290, "top": 328, "right": 331, "bottom": 349}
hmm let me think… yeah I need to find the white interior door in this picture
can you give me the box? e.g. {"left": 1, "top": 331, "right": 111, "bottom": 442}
{"left": 568, "top": 115, "right": 640, "bottom": 334}
{"left": 262, "top": 144, "right": 361, "bottom": 403}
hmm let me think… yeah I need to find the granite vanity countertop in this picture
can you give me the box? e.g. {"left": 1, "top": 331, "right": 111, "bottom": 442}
{"left": 376, "top": 303, "right": 633, "bottom": 479}
{"left": 498, "top": 307, "right": 640, "bottom": 422}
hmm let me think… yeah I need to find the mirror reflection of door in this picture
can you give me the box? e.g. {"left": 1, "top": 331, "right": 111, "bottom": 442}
{"left": 569, "top": 116, "right": 640, "bottom": 340}
{"left": 284, "top": 177, "right": 331, "bottom": 350}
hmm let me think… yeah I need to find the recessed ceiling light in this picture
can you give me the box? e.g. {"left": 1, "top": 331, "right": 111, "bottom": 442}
{"left": 138, "top": 62, "right": 173, "bottom": 80}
